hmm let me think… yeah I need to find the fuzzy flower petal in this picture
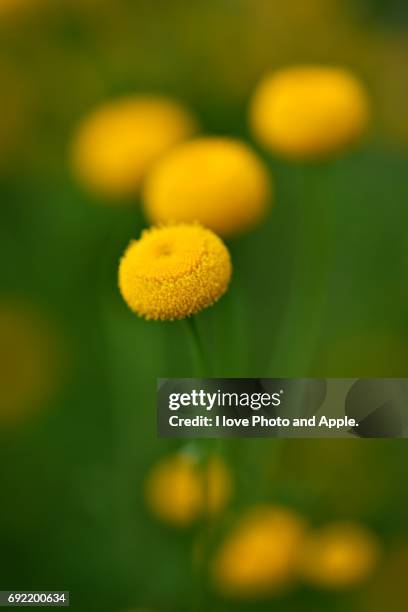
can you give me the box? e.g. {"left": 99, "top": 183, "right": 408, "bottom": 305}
{"left": 118, "top": 224, "right": 232, "bottom": 320}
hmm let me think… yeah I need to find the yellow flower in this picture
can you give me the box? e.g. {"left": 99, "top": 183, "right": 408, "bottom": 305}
{"left": 144, "top": 453, "right": 232, "bottom": 527}
{"left": 298, "top": 522, "right": 380, "bottom": 589}
{"left": 118, "top": 224, "right": 232, "bottom": 320}
{"left": 0, "top": 300, "right": 62, "bottom": 426}
{"left": 250, "top": 65, "right": 370, "bottom": 160}
{"left": 212, "top": 505, "right": 306, "bottom": 598}
{"left": 70, "top": 95, "right": 197, "bottom": 199}
{"left": 143, "top": 137, "right": 272, "bottom": 237}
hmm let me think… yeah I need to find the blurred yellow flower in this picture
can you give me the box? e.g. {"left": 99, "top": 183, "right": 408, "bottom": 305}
{"left": 144, "top": 452, "right": 232, "bottom": 527}
{"left": 143, "top": 137, "right": 272, "bottom": 237}
{"left": 0, "top": 300, "right": 62, "bottom": 426}
{"left": 118, "top": 224, "right": 232, "bottom": 320}
{"left": 70, "top": 95, "right": 197, "bottom": 199}
{"left": 298, "top": 521, "right": 380, "bottom": 589}
{"left": 250, "top": 65, "right": 370, "bottom": 160}
{"left": 212, "top": 505, "right": 306, "bottom": 598}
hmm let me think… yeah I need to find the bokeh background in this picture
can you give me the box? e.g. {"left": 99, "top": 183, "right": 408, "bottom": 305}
{"left": 1, "top": 0, "right": 408, "bottom": 610}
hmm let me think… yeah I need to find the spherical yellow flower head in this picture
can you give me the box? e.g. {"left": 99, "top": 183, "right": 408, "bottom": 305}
{"left": 0, "top": 301, "right": 61, "bottom": 426}
{"left": 298, "top": 522, "right": 380, "bottom": 589}
{"left": 143, "top": 137, "right": 272, "bottom": 237}
{"left": 70, "top": 96, "right": 197, "bottom": 198}
{"left": 212, "top": 505, "right": 306, "bottom": 598}
{"left": 118, "top": 224, "right": 232, "bottom": 320}
{"left": 250, "top": 65, "right": 370, "bottom": 160}
{"left": 144, "top": 453, "right": 232, "bottom": 527}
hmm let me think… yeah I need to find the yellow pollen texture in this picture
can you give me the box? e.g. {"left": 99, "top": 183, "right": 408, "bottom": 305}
{"left": 118, "top": 224, "right": 232, "bottom": 320}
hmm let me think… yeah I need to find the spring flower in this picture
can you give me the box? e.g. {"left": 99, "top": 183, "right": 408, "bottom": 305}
{"left": 118, "top": 224, "right": 232, "bottom": 320}
{"left": 298, "top": 521, "right": 380, "bottom": 588}
{"left": 212, "top": 505, "right": 306, "bottom": 598}
{"left": 143, "top": 137, "right": 272, "bottom": 237}
{"left": 250, "top": 65, "right": 370, "bottom": 160}
{"left": 70, "top": 95, "right": 197, "bottom": 199}
{"left": 0, "top": 300, "right": 62, "bottom": 426}
{"left": 144, "top": 452, "right": 232, "bottom": 527}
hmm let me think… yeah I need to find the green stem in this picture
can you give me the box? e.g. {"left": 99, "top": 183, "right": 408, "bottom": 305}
{"left": 186, "top": 316, "right": 208, "bottom": 377}
{"left": 184, "top": 317, "right": 222, "bottom": 609}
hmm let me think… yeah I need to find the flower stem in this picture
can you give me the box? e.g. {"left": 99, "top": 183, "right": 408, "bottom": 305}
{"left": 185, "top": 317, "right": 220, "bottom": 608}
{"left": 186, "top": 316, "right": 208, "bottom": 377}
